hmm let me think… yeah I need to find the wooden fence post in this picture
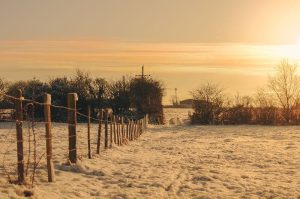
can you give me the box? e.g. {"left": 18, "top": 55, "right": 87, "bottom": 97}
{"left": 113, "top": 115, "right": 117, "bottom": 144}
{"left": 139, "top": 120, "right": 142, "bottom": 136}
{"left": 96, "top": 109, "right": 103, "bottom": 154}
{"left": 132, "top": 120, "right": 135, "bottom": 140}
{"left": 67, "top": 93, "right": 77, "bottom": 163}
{"left": 15, "top": 89, "right": 24, "bottom": 184}
{"left": 138, "top": 120, "right": 140, "bottom": 137}
{"left": 129, "top": 120, "right": 133, "bottom": 141}
{"left": 104, "top": 109, "right": 108, "bottom": 149}
{"left": 121, "top": 117, "right": 124, "bottom": 145}
{"left": 110, "top": 113, "right": 113, "bottom": 148}
{"left": 116, "top": 117, "right": 120, "bottom": 145}
{"left": 134, "top": 120, "right": 137, "bottom": 139}
{"left": 136, "top": 120, "right": 138, "bottom": 138}
{"left": 126, "top": 118, "right": 129, "bottom": 140}
{"left": 44, "top": 93, "right": 55, "bottom": 182}
{"left": 142, "top": 117, "right": 145, "bottom": 134}
{"left": 138, "top": 120, "right": 141, "bottom": 137}
{"left": 87, "top": 106, "right": 92, "bottom": 159}
{"left": 145, "top": 114, "right": 148, "bottom": 129}
{"left": 118, "top": 117, "right": 121, "bottom": 144}
{"left": 137, "top": 120, "right": 140, "bottom": 137}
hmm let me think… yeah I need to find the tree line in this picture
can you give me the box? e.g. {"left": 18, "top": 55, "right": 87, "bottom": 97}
{"left": 0, "top": 70, "right": 164, "bottom": 124}
{"left": 191, "top": 60, "right": 300, "bottom": 125}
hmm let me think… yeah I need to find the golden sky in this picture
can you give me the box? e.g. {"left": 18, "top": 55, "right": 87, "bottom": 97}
{"left": 1, "top": 1, "right": 300, "bottom": 104}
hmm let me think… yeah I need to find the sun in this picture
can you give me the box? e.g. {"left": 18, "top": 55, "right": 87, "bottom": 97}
{"left": 297, "top": 36, "right": 300, "bottom": 44}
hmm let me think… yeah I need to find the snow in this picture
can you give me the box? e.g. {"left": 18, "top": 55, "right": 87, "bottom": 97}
{"left": 0, "top": 108, "right": 300, "bottom": 198}
{"left": 164, "top": 108, "right": 192, "bottom": 126}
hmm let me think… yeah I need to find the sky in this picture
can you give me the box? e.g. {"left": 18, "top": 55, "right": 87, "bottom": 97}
{"left": 1, "top": 0, "right": 300, "bottom": 104}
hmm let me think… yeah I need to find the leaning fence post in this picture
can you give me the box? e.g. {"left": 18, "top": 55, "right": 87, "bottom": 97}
{"left": 87, "top": 106, "right": 92, "bottom": 159}
{"left": 104, "top": 109, "right": 108, "bottom": 149}
{"left": 67, "top": 93, "right": 77, "bottom": 163}
{"left": 15, "top": 89, "right": 24, "bottom": 184}
{"left": 96, "top": 109, "right": 103, "bottom": 154}
{"left": 129, "top": 120, "right": 133, "bottom": 141}
{"left": 44, "top": 93, "right": 55, "bottom": 182}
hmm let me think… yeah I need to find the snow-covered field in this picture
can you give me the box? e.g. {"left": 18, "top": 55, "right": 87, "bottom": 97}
{"left": 0, "top": 108, "right": 299, "bottom": 198}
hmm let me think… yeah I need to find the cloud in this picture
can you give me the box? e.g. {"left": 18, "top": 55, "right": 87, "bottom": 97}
{"left": 1, "top": 40, "right": 299, "bottom": 74}
{"left": 0, "top": 40, "right": 299, "bottom": 96}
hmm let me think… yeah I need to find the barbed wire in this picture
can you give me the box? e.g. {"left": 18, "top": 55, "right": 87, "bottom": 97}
{"left": 0, "top": 91, "right": 146, "bottom": 185}
{"left": 0, "top": 92, "right": 143, "bottom": 125}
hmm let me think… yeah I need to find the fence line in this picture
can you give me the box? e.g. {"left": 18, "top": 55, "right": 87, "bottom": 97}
{"left": 0, "top": 91, "right": 148, "bottom": 186}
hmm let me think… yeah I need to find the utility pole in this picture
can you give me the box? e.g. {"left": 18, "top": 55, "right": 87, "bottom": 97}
{"left": 122, "top": 76, "right": 126, "bottom": 92}
{"left": 175, "top": 88, "right": 178, "bottom": 105}
{"left": 136, "top": 65, "right": 150, "bottom": 80}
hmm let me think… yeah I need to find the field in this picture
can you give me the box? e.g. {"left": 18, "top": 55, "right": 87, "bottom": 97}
{"left": 0, "top": 108, "right": 299, "bottom": 198}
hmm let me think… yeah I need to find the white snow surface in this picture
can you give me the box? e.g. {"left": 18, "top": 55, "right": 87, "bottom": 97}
{"left": 0, "top": 108, "right": 299, "bottom": 198}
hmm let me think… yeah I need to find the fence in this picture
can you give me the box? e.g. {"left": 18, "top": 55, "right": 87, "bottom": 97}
{"left": 0, "top": 90, "right": 148, "bottom": 185}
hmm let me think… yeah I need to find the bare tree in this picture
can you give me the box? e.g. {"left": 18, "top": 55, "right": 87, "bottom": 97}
{"left": 268, "top": 59, "right": 300, "bottom": 123}
{"left": 0, "top": 78, "right": 6, "bottom": 92}
{"left": 191, "top": 82, "right": 225, "bottom": 124}
{"left": 227, "top": 93, "right": 253, "bottom": 124}
{"left": 0, "top": 78, "right": 9, "bottom": 106}
{"left": 0, "top": 78, "right": 6, "bottom": 101}
{"left": 255, "top": 88, "right": 277, "bottom": 124}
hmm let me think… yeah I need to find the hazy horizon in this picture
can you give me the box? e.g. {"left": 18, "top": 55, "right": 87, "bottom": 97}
{"left": 1, "top": 40, "right": 300, "bottom": 104}
{"left": 1, "top": 0, "right": 300, "bottom": 104}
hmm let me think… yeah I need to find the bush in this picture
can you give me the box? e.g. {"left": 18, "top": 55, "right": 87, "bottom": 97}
{"left": 1, "top": 70, "right": 165, "bottom": 123}
{"left": 191, "top": 82, "right": 224, "bottom": 124}
{"left": 109, "top": 78, "right": 131, "bottom": 115}
{"left": 130, "top": 78, "right": 164, "bottom": 123}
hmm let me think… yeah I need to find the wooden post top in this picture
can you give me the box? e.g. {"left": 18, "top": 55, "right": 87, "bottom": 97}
{"left": 44, "top": 93, "right": 51, "bottom": 104}
{"left": 67, "top": 93, "right": 78, "bottom": 101}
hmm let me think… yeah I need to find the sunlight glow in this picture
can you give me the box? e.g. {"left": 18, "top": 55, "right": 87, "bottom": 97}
{"left": 298, "top": 36, "right": 300, "bottom": 44}
{"left": 272, "top": 45, "right": 300, "bottom": 60}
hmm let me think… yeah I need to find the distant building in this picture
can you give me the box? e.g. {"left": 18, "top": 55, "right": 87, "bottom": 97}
{"left": 179, "top": 99, "right": 193, "bottom": 108}
{"left": 164, "top": 99, "right": 194, "bottom": 108}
